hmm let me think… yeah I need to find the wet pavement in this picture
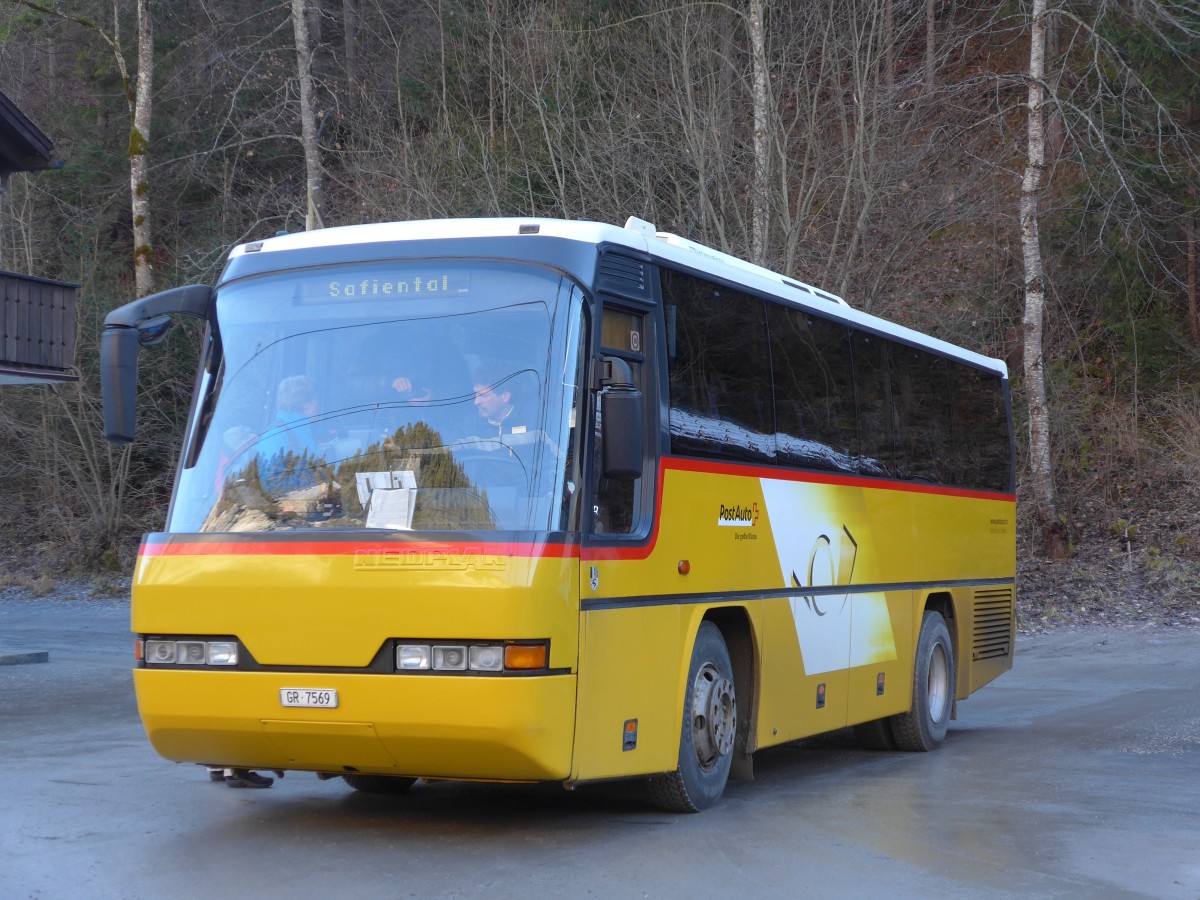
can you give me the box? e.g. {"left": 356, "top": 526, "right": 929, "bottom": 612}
{"left": 1, "top": 596, "right": 1197, "bottom": 899}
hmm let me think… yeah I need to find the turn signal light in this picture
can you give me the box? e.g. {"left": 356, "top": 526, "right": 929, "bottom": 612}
{"left": 504, "top": 644, "right": 547, "bottom": 670}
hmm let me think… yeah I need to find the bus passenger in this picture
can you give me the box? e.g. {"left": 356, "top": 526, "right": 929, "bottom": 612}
{"left": 256, "top": 375, "right": 326, "bottom": 493}
{"left": 257, "top": 375, "right": 320, "bottom": 461}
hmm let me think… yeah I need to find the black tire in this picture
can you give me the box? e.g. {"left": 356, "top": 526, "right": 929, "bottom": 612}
{"left": 890, "top": 611, "right": 955, "bottom": 752}
{"left": 649, "top": 622, "right": 737, "bottom": 813}
{"left": 343, "top": 774, "right": 417, "bottom": 794}
{"left": 854, "top": 717, "right": 898, "bottom": 751}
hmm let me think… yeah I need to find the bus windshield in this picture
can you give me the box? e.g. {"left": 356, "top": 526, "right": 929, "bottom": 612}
{"left": 169, "top": 260, "right": 585, "bottom": 534}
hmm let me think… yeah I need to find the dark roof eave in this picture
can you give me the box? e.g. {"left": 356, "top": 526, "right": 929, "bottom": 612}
{"left": 0, "top": 89, "right": 54, "bottom": 176}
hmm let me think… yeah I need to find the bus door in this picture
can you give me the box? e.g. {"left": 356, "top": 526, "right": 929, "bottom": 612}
{"left": 573, "top": 297, "right": 678, "bottom": 781}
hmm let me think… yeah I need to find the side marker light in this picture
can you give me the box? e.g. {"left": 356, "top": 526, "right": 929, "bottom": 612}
{"left": 623, "top": 718, "right": 638, "bottom": 751}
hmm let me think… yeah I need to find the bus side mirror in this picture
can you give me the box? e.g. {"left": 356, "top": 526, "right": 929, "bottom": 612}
{"left": 99, "top": 284, "right": 214, "bottom": 444}
{"left": 600, "top": 356, "right": 643, "bottom": 480}
{"left": 101, "top": 327, "right": 141, "bottom": 443}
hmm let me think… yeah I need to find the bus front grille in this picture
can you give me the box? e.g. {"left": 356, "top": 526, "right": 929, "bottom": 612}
{"left": 972, "top": 588, "right": 1014, "bottom": 661}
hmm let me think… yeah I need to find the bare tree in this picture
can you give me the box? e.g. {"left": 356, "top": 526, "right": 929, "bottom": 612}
{"left": 130, "top": 0, "right": 153, "bottom": 296}
{"left": 292, "top": 0, "right": 324, "bottom": 230}
{"left": 1189, "top": 179, "right": 1198, "bottom": 345}
{"left": 14, "top": 0, "right": 155, "bottom": 296}
{"left": 342, "top": 0, "right": 359, "bottom": 108}
{"left": 1020, "top": 0, "right": 1065, "bottom": 556}
{"left": 924, "top": 0, "right": 936, "bottom": 92}
{"left": 748, "top": 0, "right": 769, "bottom": 265}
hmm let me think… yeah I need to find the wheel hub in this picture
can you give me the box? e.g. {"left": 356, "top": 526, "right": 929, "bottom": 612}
{"left": 691, "top": 662, "right": 736, "bottom": 770}
{"left": 927, "top": 643, "right": 950, "bottom": 723}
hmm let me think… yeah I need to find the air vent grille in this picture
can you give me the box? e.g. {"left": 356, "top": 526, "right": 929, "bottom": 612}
{"left": 972, "top": 587, "right": 1014, "bottom": 661}
{"left": 597, "top": 254, "right": 651, "bottom": 302}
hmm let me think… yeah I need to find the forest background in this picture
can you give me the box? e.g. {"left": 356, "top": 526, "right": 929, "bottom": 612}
{"left": 0, "top": 0, "right": 1197, "bottom": 629}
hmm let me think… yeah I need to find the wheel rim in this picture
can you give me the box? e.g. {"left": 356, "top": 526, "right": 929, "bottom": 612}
{"left": 926, "top": 642, "right": 950, "bottom": 724}
{"left": 691, "top": 662, "right": 736, "bottom": 771}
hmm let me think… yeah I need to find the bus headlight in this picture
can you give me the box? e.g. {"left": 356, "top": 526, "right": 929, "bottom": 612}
{"left": 143, "top": 639, "right": 239, "bottom": 666}
{"left": 432, "top": 645, "right": 468, "bottom": 671}
{"left": 397, "top": 645, "right": 431, "bottom": 670}
{"left": 206, "top": 642, "right": 239, "bottom": 666}
{"left": 468, "top": 645, "right": 504, "bottom": 671}
{"left": 176, "top": 641, "right": 207, "bottom": 664}
{"left": 145, "top": 640, "right": 177, "bottom": 664}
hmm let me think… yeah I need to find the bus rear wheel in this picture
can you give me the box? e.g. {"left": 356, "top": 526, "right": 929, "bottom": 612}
{"left": 890, "top": 611, "right": 955, "bottom": 751}
{"left": 649, "top": 622, "right": 737, "bottom": 813}
{"left": 343, "top": 774, "right": 417, "bottom": 794}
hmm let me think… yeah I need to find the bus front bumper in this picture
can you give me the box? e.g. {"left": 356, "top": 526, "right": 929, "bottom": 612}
{"left": 133, "top": 668, "right": 577, "bottom": 782}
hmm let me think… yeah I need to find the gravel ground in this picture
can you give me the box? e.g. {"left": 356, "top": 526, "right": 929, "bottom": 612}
{"left": 1017, "top": 542, "right": 1200, "bottom": 634}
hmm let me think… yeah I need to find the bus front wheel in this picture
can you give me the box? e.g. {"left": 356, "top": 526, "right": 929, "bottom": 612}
{"left": 649, "top": 622, "right": 737, "bottom": 813}
{"left": 890, "top": 611, "right": 955, "bottom": 751}
{"left": 343, "top": 774, "right": 417, "bottom": 794}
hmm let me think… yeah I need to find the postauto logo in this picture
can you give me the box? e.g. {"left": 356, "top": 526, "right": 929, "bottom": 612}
{"left": 717, "top": 502, "right": 759, "bottom": 527}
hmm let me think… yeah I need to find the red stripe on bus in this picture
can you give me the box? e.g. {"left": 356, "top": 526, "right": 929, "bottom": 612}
{"left": 581, "top": 457, "right": 1015, "bottom": 562}
{"left": 139, "top": 539, "right": 580, "bottom": 558}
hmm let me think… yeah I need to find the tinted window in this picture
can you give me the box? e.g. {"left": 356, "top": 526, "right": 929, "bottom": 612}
{"left": 851, "top": 331, "right": 893, "bottom": 475}
{"left": 952, "top": 366, "right": 1011, "bottom": 491}
{"left": 889, "top": 345, "right": 954, "bottom": 483}
{"left": 663, "top": 269, "right": 775, "bottom": 463}
{"left": 767, "top": 305, "right": 864, "bottom": 474}
{"left": 593, "top": 304, "right": 644, "bottom": 534}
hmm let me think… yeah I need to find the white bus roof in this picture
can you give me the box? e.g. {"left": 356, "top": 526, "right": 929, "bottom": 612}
{"left": 230, "top": 217, "right": 1006, "bottom": 376}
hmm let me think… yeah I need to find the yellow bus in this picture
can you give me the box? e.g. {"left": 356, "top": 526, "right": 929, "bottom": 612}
{"left": 101, "top": 216, "right": 1015, "bottom": 811}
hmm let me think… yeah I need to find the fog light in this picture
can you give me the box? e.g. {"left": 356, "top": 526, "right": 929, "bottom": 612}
{"left": 432, "top": 645, "right": 467, "bottom": 670}
{"left": 468, "top": 645, "right": 504, "bottom": 671}
{"left": 397, "top": 645, "right": 430, "bottom": 670}
{"left": 206, "top": 641, "right": 238, "bottom": 666}
{"left": 146, "top": 640, "right": 176, "bottom": 664}
{"left": 176, "top": 641, "right": 206, "bottom": 664}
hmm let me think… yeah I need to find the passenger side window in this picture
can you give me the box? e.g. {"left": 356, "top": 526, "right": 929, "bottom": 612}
{"left": 889, "top": 345, "right": 954, "bottom": 483}
{"left": 851, "top": 331, "right": 893, "bottom": 476}
{"left": 768, "top": 306, "right": 860, "bottom": 474}
{"left": 663, "top": 268, "right": 775, "bottom": 463}
{"left": 952, "top": 366, "right": 1011, "bottom": 491}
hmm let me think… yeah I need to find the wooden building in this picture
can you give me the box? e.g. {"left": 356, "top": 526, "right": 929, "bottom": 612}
{"left": 0, "top": 89, "right": 77, "bottom": 385}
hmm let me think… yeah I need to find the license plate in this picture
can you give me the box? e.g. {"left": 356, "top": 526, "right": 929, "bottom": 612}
{"left": 279, "top": 688, "right": 339, "bottom": 709}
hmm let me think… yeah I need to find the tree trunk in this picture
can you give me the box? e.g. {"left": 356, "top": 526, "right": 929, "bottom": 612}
{"left": 748, "top": 0, "right": 769, "bottom": 266}
{"left": 884, "top": 0, "right": 895, "bottom": 93}
{"left": 292, "top": 0, "right": 324, "bottom": 231}
{"left": 130, "top": 0, "right": 154, "bottom": 297}
{"left": 1188, "top": 184, "right": 1198, "bottom": 346}
{"left": 924, "top": 0, "right": 936, "bottom": 93}
{"left": 1188, "top": 101, "right": 1198, "bottom": 346}
{"left": 1020, "top": 0, "right": 1066, "bottom": 558}
{"left": 10, "top": 1, "right": 156, "bottom": 293}
{"left": 342, "top": 0, "right": 359, "bottom": 109}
